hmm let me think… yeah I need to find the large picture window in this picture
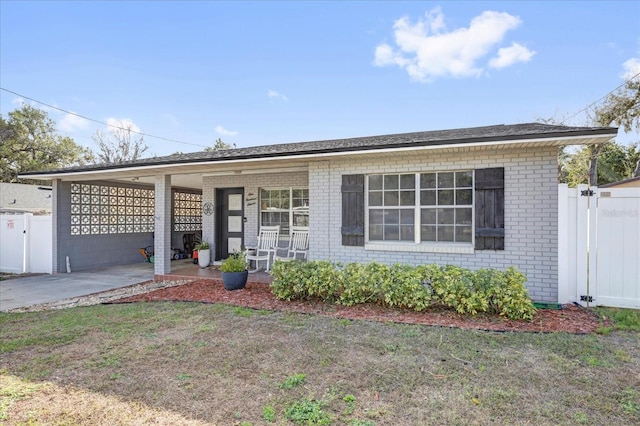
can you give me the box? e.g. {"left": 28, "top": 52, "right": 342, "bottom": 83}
{"left": 367, "top": 171, "right": 473, "bottom": 244}
{"left": 260, "top": 188, "right": 309, "bottom": 236}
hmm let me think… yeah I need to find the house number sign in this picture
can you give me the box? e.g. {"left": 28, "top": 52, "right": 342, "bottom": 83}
{"left": 203, "top": 202, "right": 214, "bottom": 216}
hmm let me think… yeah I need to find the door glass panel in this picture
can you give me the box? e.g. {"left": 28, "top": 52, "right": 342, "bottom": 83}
{"left": 228, "top": 237, "right": 242, "bottom": 253}
{"left": 228, "top": 216, "right": 242, "bottom": 233}
{"left": 228, "top": 194, "right": 242, "bottom": 211}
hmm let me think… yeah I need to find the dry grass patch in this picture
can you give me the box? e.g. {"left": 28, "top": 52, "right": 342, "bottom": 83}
{"left": 0, "top": 371, "right": 212, "bottom": 425}
{"left": 0, "top": 302, "right": 638, "bottom": 425}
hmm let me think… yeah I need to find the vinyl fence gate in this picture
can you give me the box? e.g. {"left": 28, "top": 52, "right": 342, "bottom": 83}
{"left": 0, "top": 214, "right": 52, "bottom": 274}
{"left": 559, "top": 184, "right": 640, "bottom": 309}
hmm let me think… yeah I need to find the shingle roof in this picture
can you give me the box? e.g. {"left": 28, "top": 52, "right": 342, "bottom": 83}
{"left": 21, "top": 122, "right": 617, "bottom": 176}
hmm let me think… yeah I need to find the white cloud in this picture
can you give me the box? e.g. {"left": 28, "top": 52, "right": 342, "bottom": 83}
{"left": 621, "top": 57, "right": 640, "bottom": 80}
{"left": 489, "top": 42, "right": 536, "bottom": 69}
{"left": 59, "top": 113, "right": 90, "bottom": 132}
{"left": 106, "top": 118, "right": 140, "bottom": 133}
{"left": 374, "top": 7, "right": 533, "bottom": 82}
{"left": 215, "top": 125, "right": 238, "bottom": 136}
{"left": 268, "top": 90, "right": 288, "bottom": 101}
{"left": 103, "top": 118, "right": 142, "bottom": 140}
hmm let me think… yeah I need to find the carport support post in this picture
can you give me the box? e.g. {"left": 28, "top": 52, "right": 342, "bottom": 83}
{"left": 154, "top": 175, "right": 172, "bottom": 278}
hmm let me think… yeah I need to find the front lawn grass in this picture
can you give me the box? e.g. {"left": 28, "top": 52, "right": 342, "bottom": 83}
{"left": 1, "top": 302, "right": 638, "bottom": 425}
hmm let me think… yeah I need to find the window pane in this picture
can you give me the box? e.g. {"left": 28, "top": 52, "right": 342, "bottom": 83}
{"left": 456, "top": 189, "right": 472, "bottom": 205}
{"left": 400, "top": 225, "right": 414, "bottom": 241}
{"left": 384, "top": 226, "right": 399, "bottom": 240}
{"left": 455, "top": 226, "right": 472, "bottom": 242}
{"left": 281, "top": 196, "right": 290, "bottom": 210}
{"left": 385, "top": 209, "right": 399, "bottom": 225}
{"left": 384, "top": 175, "right": 399, "bottom": 190}
{"left": 438, "top": 173, "right": 454, "bottom": 188}
{"left": 383, "top": 191, "right": 399, "bottom": 206}
{"left": 420, "top": 173, "right": 436, "bottom": 189}
{"left": 421, "top": 190, "right": 436, "bottom": 205}
{"left": 421, "top": 225, "right": 437, "bottom": 241}
{"left": 421, "top": 208, "right": 436, "bottom": 224}
{"left": 456, "top": 171, "right": 473, "bottom": 187}
{"left": 456, "top": 208, "right": 473, "bottom": 225}
{"left": 400, "top": 190, "right": 415, "bottom": 206}
{"left": 438, "top": 190, "right": 454, "bottom": 205}
{"left": 438, "top": 208, "right": 454, "bottom": 224}
{"left": 292, "top": 189, "right": 303, "bottom": 199}
{"left": 369, "top": 175, "right": 383, "bottom": 190}
{"left": 400, "top": 174, "right": 415, "bottom": 189}
{"left": 293, "top": 212, "right": 309, "bottom": 227}
{"left": 400, "top": 209, "right": 414, "bottom": 224}
{"left": 369, "top": 225, "right": 383, "bottom": 240}
{"left": 369, "top": 191, "right": 383, "bottom": 206}
{"left": 369, "top": 209, "right": 384, "bottom": 225}
{"left": 439, "top": 226, "right": 454, "bottom": 241}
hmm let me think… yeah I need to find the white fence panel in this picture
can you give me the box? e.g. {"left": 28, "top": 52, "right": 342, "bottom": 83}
{"left": 26, "top": 215, "right": 53, "bottom": 274}
{"left": 559, "top": 185, "right": 640, "bottom": 309}
{"left": 0, "top": 215, "right": 26, "bottom": 273}
{"left": 595, "top": 188, "right": 640, "bottom": 309}
{"left": 0, "top": 214, "right": 52, "bottom": 274}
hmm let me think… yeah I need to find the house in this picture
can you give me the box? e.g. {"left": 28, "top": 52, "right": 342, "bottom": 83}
{"left": 19, "top": 122, "right": 617, "bottom": 303}
{"left": 600, "top": 175, "right": 640, "bottom": 188}
{"left": 0, "top": 182, "right": 52, "bottom": 214}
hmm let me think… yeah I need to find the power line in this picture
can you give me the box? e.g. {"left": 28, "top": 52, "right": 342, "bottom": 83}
{"left": 0, "top": 87, "right": 210, "bottom": 149}
{"left": 561, "top": 71, "right": 640, "bottom": 125}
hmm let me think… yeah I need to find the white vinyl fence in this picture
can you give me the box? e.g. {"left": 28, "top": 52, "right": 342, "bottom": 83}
{"left": 559, "top": 184, "right": 640, "bottom": 309}
{"left": 0, "top": 214, "right": 52, "bottom": 274}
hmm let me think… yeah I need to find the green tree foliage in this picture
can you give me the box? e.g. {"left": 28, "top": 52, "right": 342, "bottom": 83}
{"left": 205, "top": 138, "right": 236, "bottom": 151}
{"left": 595, "top": 77, "right": 640, "bottom": 133}
{"left": 560, "top": 141, "right": 640, "bottom": 187}
{"left": 558, "top": 74, "right": 640, "bottom": 186}
{"left": 0, "top": 105, "right": 94, "bottom": 183}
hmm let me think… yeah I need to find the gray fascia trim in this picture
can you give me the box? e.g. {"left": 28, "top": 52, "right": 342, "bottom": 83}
{"left": 19, "top": 127, "right": 618, "bottom": 179}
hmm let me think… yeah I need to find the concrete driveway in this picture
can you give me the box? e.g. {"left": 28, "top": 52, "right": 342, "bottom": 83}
{"left": 0, "top": 262, "right": 154, "bottom": 311}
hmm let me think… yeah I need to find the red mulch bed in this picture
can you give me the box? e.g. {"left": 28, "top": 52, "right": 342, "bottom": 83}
{"left": 114, "top": 279, "right": 605, "bottom": 334}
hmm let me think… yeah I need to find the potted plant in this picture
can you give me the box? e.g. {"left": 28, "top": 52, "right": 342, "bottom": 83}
{"left": 220, "top": 250, "right": 248, "bottom": 290}
{"left": 194, "top": 241, "right": 211, "bottom": 268}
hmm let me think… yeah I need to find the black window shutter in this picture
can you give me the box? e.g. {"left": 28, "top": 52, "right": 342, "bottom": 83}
{"left": 475, "top": 167, "right": 505, "bottom": 250}
{"left": 341, "top": 174, "right": 365, "bottom": 246}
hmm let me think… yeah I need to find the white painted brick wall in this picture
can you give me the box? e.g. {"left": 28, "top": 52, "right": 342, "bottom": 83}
{"left": 307, "top": 147, "right": 560, "bottom": 302}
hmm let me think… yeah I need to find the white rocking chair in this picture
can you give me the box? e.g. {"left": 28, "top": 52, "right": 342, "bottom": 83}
{"left": 274, "top": 227, "right": 309, "bottom": 262}
{"left": 245, "top": 225, "right": 280, "bottom": 272}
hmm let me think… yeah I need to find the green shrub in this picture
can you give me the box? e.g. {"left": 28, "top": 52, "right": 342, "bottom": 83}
{"left": 270, "top": 261, "right": 535, "bottom": 320}
{"left": 491, "top": 267, "right": 536, "bottom": 320}
{"left": 382, "top": 264, "right": 431, "bottom": 311}
{"left": 219, "top": 250, "right": 247, "bottom": 272}
{"left": 339, "top": 262, "right": 384, "bottom": 306}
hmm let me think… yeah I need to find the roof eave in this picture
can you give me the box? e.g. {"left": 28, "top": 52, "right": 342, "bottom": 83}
{"left": 19, "top": 130, "right": 617, "bottom": 181}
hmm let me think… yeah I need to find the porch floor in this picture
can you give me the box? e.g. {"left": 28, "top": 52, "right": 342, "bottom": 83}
{"left": 155, "top": 259, "right": 273, "bottom": 284}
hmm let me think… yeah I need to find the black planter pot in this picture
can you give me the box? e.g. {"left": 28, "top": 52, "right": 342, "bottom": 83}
{"left": 221, "top": 271, "right": 248, "bottom": 290}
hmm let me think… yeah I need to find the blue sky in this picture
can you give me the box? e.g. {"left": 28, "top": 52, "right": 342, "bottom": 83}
{"left": 1, "top": 1, "right": 638, "bottom": 157}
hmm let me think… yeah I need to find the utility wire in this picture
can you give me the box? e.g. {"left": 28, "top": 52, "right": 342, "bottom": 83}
{"left": 0, "top": 87, "right": 210, "bottom": 149}
{"left": 561, "top": 71, "right": 640, "bottom": 125}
